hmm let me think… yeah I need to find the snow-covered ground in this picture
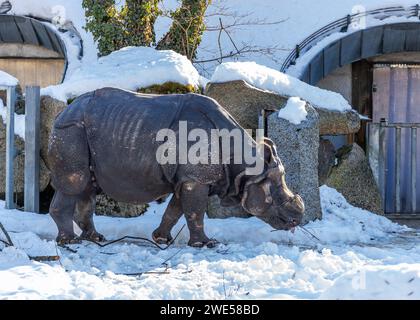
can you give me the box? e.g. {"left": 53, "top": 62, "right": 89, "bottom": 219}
{"left": 0, "top": 186, "right": 418, "bottom": 300}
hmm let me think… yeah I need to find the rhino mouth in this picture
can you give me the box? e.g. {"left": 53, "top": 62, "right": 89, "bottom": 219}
{"left": 259, "top": 214, "right": 300, "bottom": 231}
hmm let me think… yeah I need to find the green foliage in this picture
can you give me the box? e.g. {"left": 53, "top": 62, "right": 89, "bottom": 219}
{"left": 124, "top": 0, "right": 160, "bottom": 47}
{"left": 83, "top": 0, "right": 210, "bottom": 60}
{"left": 157, "top": 0, "right": 211, "bottom": 60}
{"left": 138, "top": 82, "right": 199, "bottom": 94}
{"left": 82, "top": 0, "right": 125, "bottom": 56}
{"left": 66, "top": 97, "right": 76, "bottom": 105}
{"left": 82, "top": 0, "right": 160, "bottom": 56}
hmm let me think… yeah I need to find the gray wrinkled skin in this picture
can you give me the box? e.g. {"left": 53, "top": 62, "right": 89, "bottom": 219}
{"left": 48, "top": 88, "right": 304, "bottom": 247}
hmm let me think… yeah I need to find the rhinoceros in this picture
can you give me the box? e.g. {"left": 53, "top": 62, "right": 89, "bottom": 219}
{"left": 48, "top": 87, "right": 304, "bottom": 247}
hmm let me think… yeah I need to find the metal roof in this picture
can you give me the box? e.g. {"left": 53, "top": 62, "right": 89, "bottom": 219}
{"left": 297, "top": 22, "right": 420, "bottom": 85}
{"left": 0, "top": 14, "right": 66, "bottom": 58}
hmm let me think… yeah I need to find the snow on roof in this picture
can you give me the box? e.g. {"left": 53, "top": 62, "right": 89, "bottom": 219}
{"left": 9, "top": 0, "right": 97, "bottom": 79}
{"left": 0, "top": 70, "right": 18, "bottom": 87}
{"left": 210, "top": 61, "right": 352, "bottom": 112}
{"left": 287, "top": 15, "right": 420, "bottom": 78}
{"left": 41, "top": 47, "right": 202, "bottom": 102}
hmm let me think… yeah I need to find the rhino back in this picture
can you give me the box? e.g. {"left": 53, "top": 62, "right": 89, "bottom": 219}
{"left": 81, "top": 88, "right": 185, "bottom": 202}
{"left": 57, "top": 88, "right": 245, "bottom": 203}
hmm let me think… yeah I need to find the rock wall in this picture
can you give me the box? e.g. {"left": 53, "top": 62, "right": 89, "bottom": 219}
{"left": 268, "top": 104, "right": 322, "bottom": 223}
{"left": 325, "top": 143, "right": 383, "bottom": 215}
{"left": 205, "top": 80, "right": 361, "bottom": 135}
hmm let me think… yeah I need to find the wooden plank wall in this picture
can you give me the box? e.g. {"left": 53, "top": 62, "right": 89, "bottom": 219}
{"left": 0, "top": 58, "right": 65, "bottom": 90}
{"left": 352, "top": 60, "right": 373, "bottom": 150}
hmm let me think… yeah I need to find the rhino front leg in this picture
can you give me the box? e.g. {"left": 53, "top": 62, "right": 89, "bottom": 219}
{"left": 152, "top": 195, "right": 183, "bottom": 245}
{"left": 180, "top": 182, "right": 218, "bottom": 248}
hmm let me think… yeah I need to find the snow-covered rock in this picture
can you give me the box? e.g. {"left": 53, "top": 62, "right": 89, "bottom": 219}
{"left": 210, "top": 61, "right": 351, "bottom": 112}
{"left": 42, "top": 47, "right": 202, "bottom": 102}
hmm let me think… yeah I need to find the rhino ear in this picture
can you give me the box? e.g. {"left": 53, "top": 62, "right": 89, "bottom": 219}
{"left": 242, "top": 181, "right": 272, "bottom": 216}
{"left": 220, "top": 196, "right": 240, "bottom": 207}
{"left": 263, "top": 138, "right": 280, "bottom": 167}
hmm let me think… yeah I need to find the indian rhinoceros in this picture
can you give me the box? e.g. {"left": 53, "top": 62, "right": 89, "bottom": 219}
{"left": 48, "top": 87, "right": 304, "bottom": 247}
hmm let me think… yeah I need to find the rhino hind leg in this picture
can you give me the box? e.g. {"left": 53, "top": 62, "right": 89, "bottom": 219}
{"left": 74, "top": 183, "right": 106, "bottom": 242}
{"left": 152, "top": 195, "right": 183, "bottom": 245}
{"left": 50, "top": 191, "right": 81, "bottom": 245}
{"left": 48, "top": 124, "right": 96, "bottom": 244}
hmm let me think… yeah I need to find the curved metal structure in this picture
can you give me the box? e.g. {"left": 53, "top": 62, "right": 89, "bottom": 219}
{"left": 281, "top": 5, "right": 420, "bottom": 81}
{"left": 298, "top": 22, "right": 420, "bottom": 85}
{"left": 0, "top": 14, "right": 66, "bottom": 58}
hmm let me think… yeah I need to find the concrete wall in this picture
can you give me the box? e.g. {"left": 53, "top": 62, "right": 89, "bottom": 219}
{"left": 317, "top": 64, "right": 352, "bottom": 104}
{"left": 316, "top": 64, "right": 352, "bottom": 148}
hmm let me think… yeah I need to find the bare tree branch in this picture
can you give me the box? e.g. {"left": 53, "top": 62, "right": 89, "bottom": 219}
{"left": 193, "top": 0, "right": 290, "bottom": 75}
{"left": 0, "top": 222, "right": 13, "bottom": 247}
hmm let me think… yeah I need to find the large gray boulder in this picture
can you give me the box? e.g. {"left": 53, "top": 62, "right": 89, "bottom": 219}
{"left": 207, "top": 195, "right": 251, "bottom": 219}
{"left": 325, "top": 143, "right": 383, "bottom": 215}
{"left": 40, "top": 95, "right": 67, "bottom": 168}
{"left": 0, "top": 117, "right": 25, "bottom": 152}
{"left": 205, "top": 80, "right": 287, "bottom": 130}
{"left": 0, "top": 149, "right": 50, "bottom": 196}
{"left": 267, "top": 103, "right": 322, "bottom": 223}
{"left": 205, "top": 80, "right": 360, "bottom": 135}
{"left": 0, "top": 121, "right": 50, "bottom": 195}
{"left": 318, "top": 138, "right": 336, "bottom": 186}
{"left": 95, "top": 194, "right": 149, "bottom": 217}
{"left": 316, "top": 108, "right": 360, "bottom": 136}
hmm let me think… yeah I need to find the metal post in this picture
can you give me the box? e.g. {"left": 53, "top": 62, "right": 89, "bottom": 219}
{"left": 258, "top": 110, "right": 265, "bottom": 136}
{"left": 24, "top": 86, "right": 40, "bottom": 213}
{"left": 5, "top": 86, "right": 16, "bottom": 209}
{"left": 395, "top": 127, "right": 401, "bottom": 213}
{"left": 378, "top": 118, "right": 387, "bottom": 212}
{"left": 366, "top": 122, "right": 380, "bottom": 186}
{"left": 411, "top": 127, "right": 417, "bottom": 213}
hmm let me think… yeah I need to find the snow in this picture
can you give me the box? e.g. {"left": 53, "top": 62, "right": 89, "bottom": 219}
{"left": 211, "top": 62, "right": 351, "bottom": 111}
{"left": 278, "top": 97, "right": 308, "bottom": 125}
{"left": 1, "top": 186, "right": 419, "bottom": 299}
{"left": 0, "top": 97, "right": 25, "bottom": 140}
{"left": 41, "top": 47, "right": 202, "bottom": 102}
{"left": 0, "top": 70, "right": 18, "bottom": 87}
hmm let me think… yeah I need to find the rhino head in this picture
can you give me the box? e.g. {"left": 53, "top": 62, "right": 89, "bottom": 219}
{"left": 223, "top": 138, "right": 304, "bottom": 230}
